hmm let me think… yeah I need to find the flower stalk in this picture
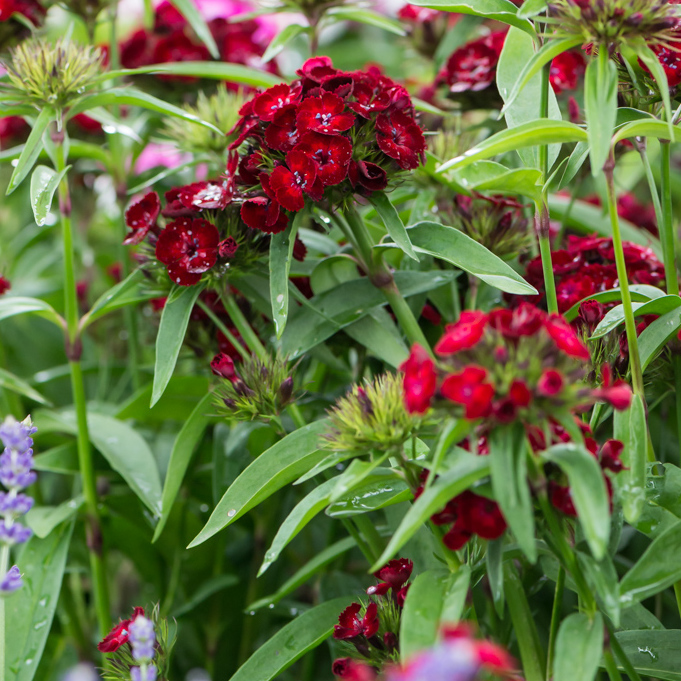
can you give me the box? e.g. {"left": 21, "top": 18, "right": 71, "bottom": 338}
{"left": 660, "top": 141, "right": 679, "bottom": 296}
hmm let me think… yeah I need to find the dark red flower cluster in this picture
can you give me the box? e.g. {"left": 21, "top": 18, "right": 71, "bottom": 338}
{"left": 400, "top": 304, "right": 632, "bottom": 423}
{"left": 119, "top": 0, "right": 274, "bottom": 84}
{"left": 585, "top": 192, "right": 658, "bottom": 236}
{"left": 333, "top": 558, "right": 413, "bottom": 672}
{"left": 97, "top": 606, "right": 145, "bottom": 652}
{"left": 523, "top": 233, "right": 664, "bottom": 314}
{"left": 0, "top": 116, "right": 28, "bottom": 148}
{"left": 0, "top": 0, "right": 43, "bottom": 25}
{"left": 231, "top": 56, "right": 426, "bottom": 232}
{"left": 549, "top": 50, "right": 586, "bottom": 94}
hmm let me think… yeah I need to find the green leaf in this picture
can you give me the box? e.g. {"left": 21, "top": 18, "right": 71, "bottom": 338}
{"left": 614, "top": 630, "right": 681, "bottom": 680}
{"left": 82, "top": 269, "right": 152, "bottom": 328}
{"left": 25, "top": 496, "right": 83, "bottom": 538}
{"left": 564, "top": 285, "right": 662, "bottom": 321}
{"left": 584, "top": 52, "right": 618, "bottom": 175}
{"left": 368, "top": 191, "right": 418, "bottom": 261}
{"left": 400, "top": 568, "right": 470, "bottom": 660}
{"left": 172, "top": 574, "right": 239, "bottom": 618}
{"left": 44, "top": 410, "right": 163, "bottom": 516}
{"left": 613, "top": 119, "right": 681, "bottom": 146}
{"left": 329, "top": 454, "right": 389, "bottom": 503}
{"left": 633, "top": 40, "right": 674, "bottom": 140}
{"left": 497, "top": 29, "right": 568, "bottom": 170}
{"left": 486, "top": 538, "right": 505, "bottom": 617}
{"left": 615, "top": 394, "right": 647, "bottom": 525}
{"left": 0, "top": 367, "right": 51, "bottom": 406}
{"left": 0, "top": 295, "right": 63, "bottom": 327}
{"left": 29, "top": 164, "right": 69, "bottom": 227}
{"left": 620, "top": 521, "right": 681, "bottom": 604}
{"left": 371, "top": 454, "right": 490, "bottom": 570}
{"left": 517, "top": 0, "right": 547, "bottom": 18}
{"left": 638, "top": 306, "right": 681, "bottom": 371}
{"left": 188, "top": 420, "right": 330, "bottom": 548}
{"left": 553, "top": 612, "right": 603, "bottom": 681}
{"left": 325, "top": 6, "right": 406, "bottom": 35}
{"left": 262, "top": 23, "right": 308, "bottom": 62}
{"left": 407, "top": 0, "right": 535, "bottom": 37}
{"left": 326, "top": 469, "right": 411, "bottom": 517}
{"left": 259, "top": 477, "right": 337, "bottom": 576}
{"left": 270, "top": 211, "right": 303, "bottom": 339}
{"left": 592, "top": 295, "right": 681, "bottom": 339}
{"left": 98, "top": 62, "right": 282, "bottom": 87}
{"left": 250, "top": 537, "right": 357, "bottom": 610}
{"left": 542, "top": 443, "right": 610, "bottom": 559}
{"left": 380, "top": 221, "right": 536, "bottom": 295}
{"left": 438, "top": 119, "right": 587, "bottom": 173}
{"left": 6, "top": 107, "right": 54, "bottom": 195}
{"left": 5, "top": 521, "right": 74, "bottom": 681}
{"left": 344, "top": 308, "right": 409, "bottom": 368}
{"left": 231, "top": 598, "right": 349, "bottom": 681}
{"left": 167, "top": 0, "right": 219, "bottom": 58}
{"left": 151, "top": 284, "right": 204, "bottom": 407}
{"left": 449, "top": 161, "right": 542, "bottom": 199}
{"left": 489, "top": 424, "right": 536, "bottom": 562}
{"left": 32, "top": 443, "right": 78, "bottom": 474}
{"left": 67, "top": 87, "right": 222, "bottom": 134}
{"left": 153, "top": 393, "right": 213, "bottom": 542}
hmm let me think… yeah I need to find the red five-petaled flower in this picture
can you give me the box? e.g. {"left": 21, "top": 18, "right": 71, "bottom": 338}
{"left": 240, "top": 173, "right": 289, "bottom": 234}
{"left": 269, "top": 150, "right": 323, "bottom": 212}
{"left": 123, "top": 192, "right": 160, "bottom": 245}
{"left": 155, "top": 217, "right": 219, "bottom": 286}
{"left": 296, "top": 92, "right": 355, "bottom": 135}
{"left": 374, "top": 557, "right": 413, "bottom": 590}
{"left": 434, "top": 310, "right": 488, "bottom": 355}
{"left": 400, "top": 344, "right": 437, "bottom": 414}
{"left": 544, "top": 314, "right": 591, "bottom": 360}
{"left": 333, "top": 603, "right": 379, "bottom": 641}
{"left": 294, "top": 132, "right": 352, "bottom": 186}
{"left": 376, "top": 110, "right": 426, "bottom": 170}
{"left": 440, "top": 365, "right": 494, "bottom": 419}
{"left": 252, "top": 83, "right": 302, "bottom": 122}
{"left": 98, "top": 607, "right": 145, "bottom": 652}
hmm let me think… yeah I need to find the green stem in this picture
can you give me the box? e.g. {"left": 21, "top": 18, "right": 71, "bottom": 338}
{"left": 607, "top": 623, "right": 643, "bottom": 681}
{"left": 196, "top": 299, "right": 250, "bottom": 362}
{"left": 56, "top": 135, "right": 111, "bottom": 639}
{"left": 343, "top": 204, "right": 431, "bottom": 351}
{"left": 546, "top": 566, "right": 565, "bottom": 678}
{"left": 341, "top": 519, "right": 375, "bottom": 564}
{"left": 536, "top": 202, "right": 558, "bottom": 315}
{"left": 604, "top": 164, "right": 645, "bottom": 398}
{"left": 0, "top": 544, "right": 8, "bottom": 681}
{"left": 660, "top": 142, "right": 679, "bottom": 296}
{"left": 603, "top": 646, "right": 624, "bottom": 681}
{"left": 220, "top": 290, "right": 268, "bottom": 362}
{"left": 352, "top": 514, "right": 385, "bottom": 563}
{"left": 429, "top": 520, "right": 462, "bottom": 571}
{"left": 539, "top": 64, "right": 550, "bottom": 180}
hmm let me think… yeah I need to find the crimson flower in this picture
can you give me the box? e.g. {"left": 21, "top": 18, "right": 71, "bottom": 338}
{"left": 400, "top": 344, "right": 437, "bottom": 414}
{"left": 333, "top": 602, "right": 379, "bottom": 640}
{"left": 211, "top": 353, "right": 237, "bottom": 381}
{"left": 549, "top": 50, "right": 586, "bottom": 94}
{"left": 435, "top": 310, "right": 488, "bottom": 355}
{"left": 374, "top": 557, "right": 413, "bottom": 590}
{"left": 0, "top": 275, "right": 10, "bottom": 296}
{"left": 440, "top": 365, "right": 494, "bottom": 419}
{"left": 155, "top": 217, "right": 219, "bottom": 286}
{"left": 269, "top": 150, "right": 323, "bottom": 212}
{"left": 348, "top": 160, "right": 388, "bottom": 192}
{"left": 544, "top": 314, "right": 590, "bottom": 360}
{"left": 264, "top": 105, "right": 301, "bottom": 152}
{"left": 124, "top": 192, "right": 161, "bottom": 245}
{"left": 537, "top": 369, "right": 564, "bottom": 397}
{"left": 375, "top": 111, "right": 426, "bottom": 170}
{"left": 178, "top": 181, "right": 232, "bottom": 211}
{"left": 98, "top": 607, "right": 145, "bottom": 653}
{"left": 457, "top": 491, "right": 507, "bottom": 540}
{"left": 294, "top": 132, "right": 352, "bottom": 186}
{"left": 296, "top": 92, "right": 355, "bottom": 135}
{"left": 253, "top": 83, "right": 302, "bottom": 122}
{"left": 593, "top": 365, "right": 632, "bottom": 410}
{"left": 509, "top": 379, "right": 532, "bottom": 407}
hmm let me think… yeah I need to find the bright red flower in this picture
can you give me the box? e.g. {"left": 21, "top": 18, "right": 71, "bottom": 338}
{"left": 400, "top": 344, "right": 437, "bottom": 414}
{"left": 347, "top": 74, "right": 393, "bottom": 119}
{"left": 240, "top": 197, "right": 288, "bottom": 234}
{"left": 489, "top": 303, "right": 546, "bottom": 339}
{"left": 264, "top": 105, "right": 301, "bottom": 152}
{"left": 643, "top": 43, "right": 681, "bottom": 88}
{"left": 440, "top": 365, "right": 495, "bottom": 419}
{"left": 550, "top": 482, "right": 577, "bottom": 517}
{"left": 253, "top": 83, "right": 302, "bottom": 122}
{"left": 549, "top": 50, "right": 586, "bottom": 94}
{"left": 593, "top": 365, "right": 632, "bottom": 410}
{"left": 124, "top": 192, "right": 160, "bottom": 245}
{"left": 458, "top": 491, "right": 506, "bottom": 540}
{"left": 333, "top": 602, "right": 380, "bottom": 640}
{"left": 178, "top": 181, "right": 232, "bottom": 211}
{"left": 600, "top": 440, "right": 625, "bottom": 473}
{"left": 297, "top": 56, "right": 338, "bottom": 85}
{"left": 375, "top": 111, "right": 426, "bottom": 170}
{"left": 474, "top": 640, "right": 516, "bottom": 673}
{"left": 509, "top": 379, "right": 532, "bottom": 407}
{"left": 374, "top": 558, "right": 413, "bottom": 590}
{"left": 296, "top": 92, "right": 355, "bottom": 135}
{"left": 443, "top": 520, "right": 472, "bottom": 550}
{"left": 0, "top": 275, "right": 10, "bottom": 296}
{"left": 294, "top": 132, "right": 352, "bottom": 186}
{"left": 155, "top": 217, "right": 219, "bottom": 286}
{"left": 544, "top": 314, "right": 591, "bottom": 360}
{"left": 332, "top": 658, "right": 377, "bottom": 680}
{"left": 269, "top": 151, "right": 323, "bottom": 212}
{"left": 98, "top": 607, "right": 145, "bottom": 652}
{"left": 434, "top": 310, "right": 488, "bottom": 355}
{"left": 538, "top": 369, "right": 565, "bottom": 397}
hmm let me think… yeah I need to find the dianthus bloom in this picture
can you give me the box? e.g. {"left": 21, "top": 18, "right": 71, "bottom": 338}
{"left": 98, "top": 607, "right": 146, "bottom": 653}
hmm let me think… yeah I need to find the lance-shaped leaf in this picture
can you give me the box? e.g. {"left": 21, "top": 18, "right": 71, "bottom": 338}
{"left": 369, "top": 191, "right": 418, "bottom": 261}
{"left": 29, "top": 164, "right": 69, "bottom": 227}
{"left": 7, "top": 107, "right": 54, "bottom": 195}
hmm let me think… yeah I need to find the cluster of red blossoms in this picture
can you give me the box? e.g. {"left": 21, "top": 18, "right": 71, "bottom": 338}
{"left": 400, "top": 303, "right": 632, "bottom": 423}
{"left": 97, "top": 606, "right": 145, "bottom": 652}
{"left": 230, "top": 56, "right": 426, "bottom": 233}
{"left": 119, "top": 0, "right": 272, "bottom": 80}
{"left": 523, "top": 234, "right": 664, "bottom": 315}
{"left": 333, "top": 559, "right": 413, "bottom": 676}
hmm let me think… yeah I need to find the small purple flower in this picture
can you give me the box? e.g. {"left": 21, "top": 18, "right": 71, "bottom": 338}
{"left": 0, "top": 416, "right": 36, "bottom": 454}
{"left": 0, "top": 565, "right": 22, "bottom": 594}
{"left": 0, "top": 450, "right": 37, "bottom": 491}
{"left": 0, "top": 521, "right": 32, "bottom": 545}
{"left": 130, "top": 666, "right": 158, "bottom": 681}
{"left": 0, "top": 491, "right": 34, "bottom": 516}
{"left": 129, "top": 614, "right": 156, "bottom": 662}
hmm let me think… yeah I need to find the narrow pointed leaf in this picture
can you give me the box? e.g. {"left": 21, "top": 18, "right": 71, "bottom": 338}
{"left": 584, "top": 53, "right": 618, "bottom": 175}
{"left": 167, "top": 0, "right": 219, "bottom": 58}
{"left": 614, "top": 630, "right": 681, "bottom": 680}
{"left": 325, "top": 6, "right": 406, "bottom": 34}
{"left": 270, "top": 211, "right": 303, "bottom": 338}
{"left": 553, "top": 612, "right": 603, "bottom": 681}
{"left": 29, "top": 164, "right": 69, "bottom": 227}
{"left": 262, "top": 24, "right": 308, "bottom": 62}
{"left": 7, "top": 107, "right": 53, "bottom": 195}
{"left": 0, "top": 367, "right": 51, "bottom": 406}
{"left": 369, "top": 191, "right": 418, "bottom": 261}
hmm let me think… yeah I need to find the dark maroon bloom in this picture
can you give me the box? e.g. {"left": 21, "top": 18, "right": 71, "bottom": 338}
{"left": 152, "top": 30, "right": 210, "bottom": 71}
{"left": 366, "top": 582, "right": 390, "bottom": 597}
{"left": 219, "top": 237, "right": 239, "bottom": 258}
{"left": 269, "top": 150, "right": 323, "bottom": 211}
{"left": 253, "top": 83, "right": 302, "bottom": 122}
{"left": 155, "top": 217, "right": 219, "bottom": 286}
{"left": 550, "top": 482, "right": 577, "bottom": 517}
{"left": 98, "top": 607, "right": 145, "bottom": 653}
{"left": 333, "top": 602, "right": 379, "bottom": 640}
{"left": 178, "top": 181, "right": 232, "bottom": 211}
{"left": 537, "top": 369, "right": 565, "bottom": 397}
{"left": 240, "top": 197, "right": 288, "bottom": 234}
{"left": 593, "top": 365, "right": 632, "bottom": 410}
{"left": 124, "top": 192, "right": 161, "bottom": 245}
{"left": 0, "top": 275, "right": 10, "bottom": 296}
{"left": 162, "top": 187, "right": 197, "bottom": 219}
{"left": 292, "top": 236, "right": 307, "bottom": 262}
{"left": 421, "top": 303, "right": 442, "bottom": 326}
{"left": 549, "top": 50, "right": 586, "bottom": 94}
{"left": 400, "top": 344, "right": 437, "bottom": 414}
{"left": 348, "top": 160, "right": 388, "bottom": 192}
{"left": 375, "top": 111, "right": 426, "bottom": 170}
{"left": 0, "top": 116, "right": 28, "bottom": 146}
{"left": 396, "top": 584, "right": 410, "bottom": 608}
{"left": 294, "top": 132, "right": 352, "bottom": 186}
{"left": 443, "top": 521, "right": 473, "bottom": 550}
{"left": 599, "top": 440, "right": 625, "bottom": 473}
{"left": 457, "top": 491, "right": 506, "bottom": 541}
{"left": 264, "top": 105, "right": 301, "bottom": 152}
{"left": 211, "top": 353, "right": 237, "bottom": 380}
{"left": 374, "top": 557, "right": 413, "bottom": 590}
{"left": 296, "top": 92, "right": 355, "bottom": 136}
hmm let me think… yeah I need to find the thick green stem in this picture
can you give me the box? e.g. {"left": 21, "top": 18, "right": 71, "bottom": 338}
{"left": 603, "top": 646, "right": 624, "bottom": 681}
{"left": 220, "top": 291, "right": 268, "bottom": 362}
{"left": 604, "top": 164, "right": 645, "bottom": 398}
{"left": 537, "top": 202, "right": 558, "bottom": 315}
{"left": 57, "top": 137, "right": 111, "bottom": 639}
{"left": 607, "top": 624, "right": 643, "bottom": 681}
{"left": 660, "top": 142, "right": 679, "bottom": 296}
{"left": 343, "top": 204, "right": 431, "bottom": 351}
{"left": 352, "top": 514, "right": 385, "bottom": 564}
{"left": 546, "top": 566, "right": 565, "bottom": 678}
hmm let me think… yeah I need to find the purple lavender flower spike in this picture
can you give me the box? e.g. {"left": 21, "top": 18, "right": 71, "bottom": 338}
{"left": 0, "top": 565, "right": 22, "bottom": 594}
{"left": 0, "top": 492, "right": 34, "bottom": 516}
{"left": 0, "top": 521, "right": 32, "bottom": 545}
{"left": 130, "top": 666, "right": 158, "bottom": 681}
{"left": 0, "top": 416, "right": 36, "bottom": 454}
{"left": 129, "top": 614, "right": 156, "bottom": 662}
